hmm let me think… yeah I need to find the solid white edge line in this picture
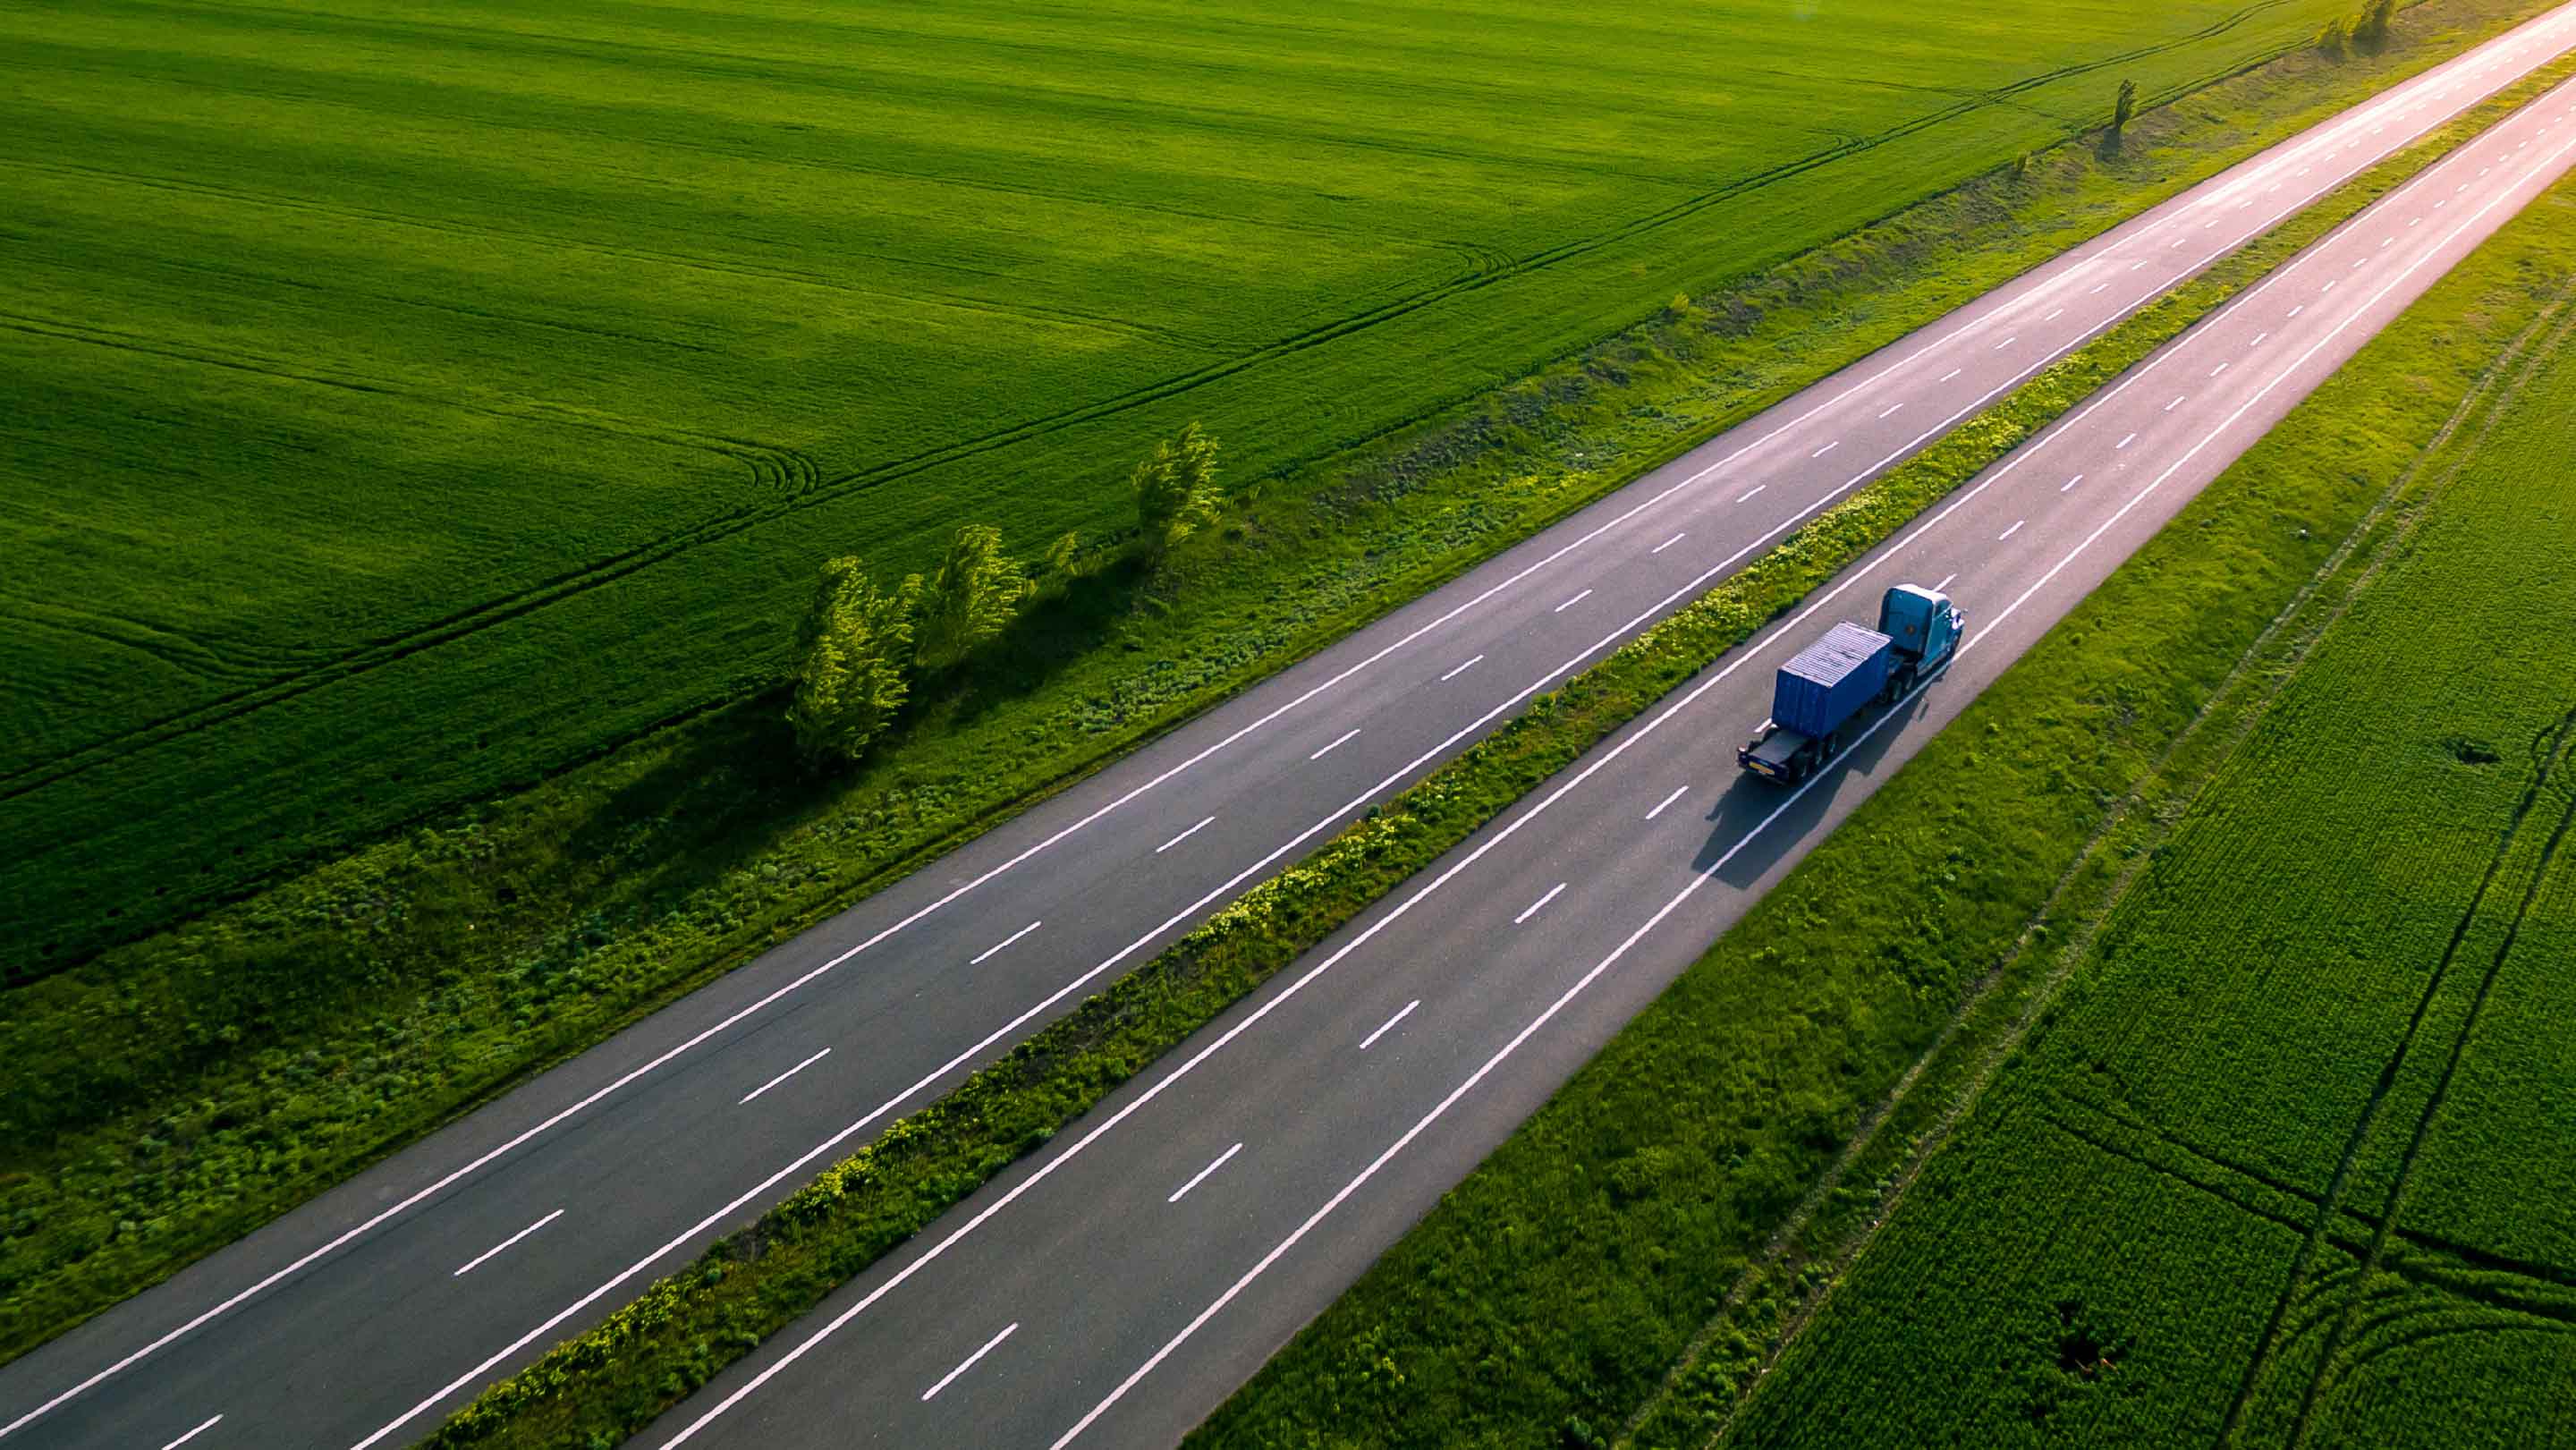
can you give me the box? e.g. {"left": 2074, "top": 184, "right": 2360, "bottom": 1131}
{"left": 1513, "top": 883, "right": 1569, "bottom": 926}
{"left": 740, "top": 1049, "right": 834, "bottom": 1107}
{"left": 1358, "top": 1000, "right": 1420, "bottom": 1051}
{"left": 919, "top": 1322, "right": 1018, "bottom": 1403}
{"left": 159, "top": 1415, "right": 221, "bottom": 1450}
{"left": 1166, "top": 1143, "right": 1245, "bottom": 1205}
{"left": 1309, "top": 730, "right": 1360, "bottom": 761}
{"left": 1045, "top": 127, "right": 2576, "bottom": 1443}
{"left": 1645, "top": 785, "right": 1690, "bottom": 821}
{"left": 969, "top": 920, "right": 1043, "bottom": 965}
{"left": 452, "top": 1209, "right": 566, "bottom": 1278}
{"left": 1156, "top": 817, "right": 1217, "bottom": 853}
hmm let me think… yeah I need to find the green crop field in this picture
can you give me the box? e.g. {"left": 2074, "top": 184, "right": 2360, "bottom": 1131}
{"left": 0, "top": 0, "right": 2380, "bottom": 970}
{"left": 1729, "top": 289, "right": 2576, "bottom": 1446}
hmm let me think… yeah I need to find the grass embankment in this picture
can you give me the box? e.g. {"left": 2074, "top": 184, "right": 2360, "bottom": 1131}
{"left": 4, "top": 0, "right": 2382, "bottom": 966}
{"left": 411, "top": 64, "right": 2576, "bottom": 1450}
{"left": 0, "top": 0, "right": 2552, "bottom": 1362}
{"left": 1188, "top": 97, "right": 2576, "bottom": 1450}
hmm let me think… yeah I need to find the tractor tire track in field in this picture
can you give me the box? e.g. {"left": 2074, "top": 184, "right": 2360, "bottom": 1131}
{"left": 2, "top": 157, "right": 1233, "bottom": 356}
{"left": 0, "top": 1, "right": 2360, "bottom": 817}
{"left": 2216, "top": 703, "right": 2576, "bottom": 1446}
{"left": 2276, "top": 738, "right": 2576, "bottom": 1446}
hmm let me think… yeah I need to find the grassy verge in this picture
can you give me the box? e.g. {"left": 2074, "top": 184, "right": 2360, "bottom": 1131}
{"left": 0, "top": 0, "right": 2554, "bottom": 1362}
{"left": 1185, "top": 92, "right": 2576, "bottom": 1450}
{"left": 410, "top": 64, "right": 2576, "bottom": 1447}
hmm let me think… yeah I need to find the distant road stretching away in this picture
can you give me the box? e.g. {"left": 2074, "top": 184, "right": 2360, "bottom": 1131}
{"left": 5, "top": 7, "right": 2575, "bottom": 1446}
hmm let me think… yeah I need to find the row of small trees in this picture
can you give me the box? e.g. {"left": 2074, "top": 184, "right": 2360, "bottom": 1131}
{"left": 2318, "top": 0, "right": 2399, "bottom": 55}
{"left": 786, "top": 423, "right": 1224, "bottom": 767}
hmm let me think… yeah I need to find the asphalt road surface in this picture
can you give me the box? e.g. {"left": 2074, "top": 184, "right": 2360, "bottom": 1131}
{"left": 7, "top": 9, "right": 2575, "bottom": 1447}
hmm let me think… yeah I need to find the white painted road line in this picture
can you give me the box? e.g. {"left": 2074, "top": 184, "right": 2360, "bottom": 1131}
{"left": 1553, "top": 589, "right": 1594, "bottom": 614}
{"left": 2089, "top": 282, "right": 2109, "bottom": 294}
{"left": 1650, "top": 531, "right": 1687, "bottom": 554}
{"left": 1811, "top": 440, "right": 1841, "bottom": 458}
{"left": 2116, "top": 432, "right": 2138, "bottom": 450}
{"left": 1359, "top": 1000, "right": 1419, "bottom": 1051}
{"left": 1738, "top": 484, "right": 1767, "bottom": 503}
{"left": 2165, "top": 394, "right": 2188, "bottom": 411}
{"left": 2045, "top": 308, "right": 2065, "bottom": 321}
{"left": 1645, "top": 785, "right": 1690, "bottom": 821}
{"left": 1167, "top": 1143, "right": 1244, "bottom": 1204}
{"left": 1309, "top": 730, "right": 1360, "bottom": 761}
{"left": 1933, "top": 572, "right": 1958, "bottom": 592}
{"left": 1994, "top": 335, "right": 2018, "bottom": 349}
{"left": 921, "top": 1323, "right": 1018, "bottom": 1403}
{"left": 1156, "top": 816, "right": 1217, "bottom": 852}
{"left": 1879, "top": 402, "right": 1905, "bottom": 419}
{"left": 1440, "top": 654, "right": 1484, "bottom": 682}
{"left": 2210, "top": 361, "right": 2230, "bottom": 377}
{"left": 1998, "top": 519, "right": 2025, "bottom": 542}
{"left": 2060, "top": 473, "right": 2083, "bottom": 493}
{"left": 739, "top": 1050, "right": 832, "bottom": 1107}
{"left": 1939, "top": 367, "right": 1962, "bottom": 382}
{"left": 159, "top": 1417, "right": 221, "bottom": 1450}
{"left": 453, "top": 1210, "right": 564, "bottom": 1278}
{"left": 970, "top": 920, "right": 1043, "bottom": 965}
{"left": 1513, "top": 883, "right": 1569, "bottom": 926}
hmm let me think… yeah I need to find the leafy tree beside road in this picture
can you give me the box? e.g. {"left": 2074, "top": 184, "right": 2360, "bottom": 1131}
{"left": 788, "top": 558, "right": 919, "bottom": 767}
{"left": 915, "top": 524, "right": 1033, "bottom": 668}
{"left": 1132, "top": 421, "right": 1223, "bottom": 559}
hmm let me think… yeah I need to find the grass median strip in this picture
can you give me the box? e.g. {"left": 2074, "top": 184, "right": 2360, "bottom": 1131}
{"left": 411, "top": 64, "right": 2576, "bottom": 1446}
{"left": 1189, "top": 81, "right": 2576, "bottom": 1450}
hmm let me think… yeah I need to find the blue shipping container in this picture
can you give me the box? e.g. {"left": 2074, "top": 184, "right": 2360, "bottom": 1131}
{"left": 1772, "top": 622, "right": 1893, "bottom": 738}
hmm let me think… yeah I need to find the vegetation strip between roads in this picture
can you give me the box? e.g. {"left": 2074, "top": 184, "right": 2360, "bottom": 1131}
{"left": 410, "top": 63, "right": 2575, "bottom": 1449}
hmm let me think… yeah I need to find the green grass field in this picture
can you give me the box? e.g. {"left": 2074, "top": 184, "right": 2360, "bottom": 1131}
{"left": 1, "top": 0, "right": 2386, "bottom": 969}
{"left": 1727, "top": 272, "right": 2576, "bottom": 1449}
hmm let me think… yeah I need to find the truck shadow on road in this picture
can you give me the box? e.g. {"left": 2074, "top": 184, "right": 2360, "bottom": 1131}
{"left": 1689, "top": 685, "right": 1936, "bottom": 889}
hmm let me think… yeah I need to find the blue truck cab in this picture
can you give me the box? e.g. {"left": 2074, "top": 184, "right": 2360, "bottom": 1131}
{"left": 1737, "top": 584, "right": 1964, "bottom": 785}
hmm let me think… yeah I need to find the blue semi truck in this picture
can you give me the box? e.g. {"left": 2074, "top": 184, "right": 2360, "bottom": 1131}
{"left": 1737, "top": 584, "right": 1963, "bottom": 785}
